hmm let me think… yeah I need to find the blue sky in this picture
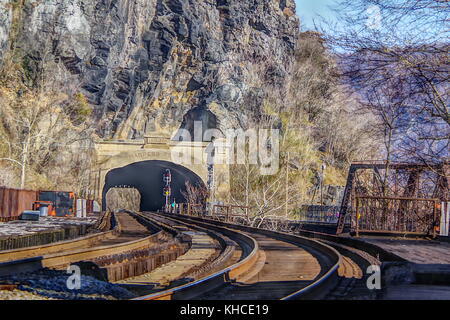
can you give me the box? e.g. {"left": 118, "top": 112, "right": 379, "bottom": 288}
{"left": 295, "top": 0, "right": 338, "bottom": 30}
{"left": 294, "top": 1, "right": 446, "bottom": 42}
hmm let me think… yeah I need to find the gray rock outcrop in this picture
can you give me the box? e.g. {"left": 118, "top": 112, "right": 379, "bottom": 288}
{"left": 0, "top": 0, "right": 299, "bottom": 139}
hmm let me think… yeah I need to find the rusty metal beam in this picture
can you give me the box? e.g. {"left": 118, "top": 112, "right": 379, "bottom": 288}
{"left": 337, "top": 161, "right": 448, "bottom": 235}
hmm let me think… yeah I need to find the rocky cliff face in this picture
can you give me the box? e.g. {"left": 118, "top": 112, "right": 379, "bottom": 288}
{"left": 0, "top": 0, "right": 299, "bottom": 139}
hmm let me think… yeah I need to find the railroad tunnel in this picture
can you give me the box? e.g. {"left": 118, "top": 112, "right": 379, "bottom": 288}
{"left": 172, "top": 106, "right": 221, "bottom": 142}
{"left": 101, "top": 160, "right": 205, "bottom": 212}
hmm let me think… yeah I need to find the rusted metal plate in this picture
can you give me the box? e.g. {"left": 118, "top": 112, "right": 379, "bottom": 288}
{"left": 0, "top": 187, "right": 38, "bottom": 221}
{"left": 0, "top": 284, "right": 18, "bottom": 291}
{"left": 86, "top": 200, "right": 94, "bottom": 214}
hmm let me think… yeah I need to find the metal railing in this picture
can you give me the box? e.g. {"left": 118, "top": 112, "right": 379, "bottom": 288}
{"left": 178, "top": 203, "right": 353, "bottom": 227}
{"left": 355, "top": 195, "right": 440, "bottom": 237}
{"left": 176, "top": 203, "right": 251, "bottom": 223}
{"left": 176, "top": 203, "right": 205, "bottom": 216}
{"left": 296, "top": 205, "right": 351, "bottom": 225}
{"left": 212, "top": 205, "right": 251, "bottom": 223}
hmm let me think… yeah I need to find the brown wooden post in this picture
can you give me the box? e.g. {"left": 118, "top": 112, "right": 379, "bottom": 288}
{"left": 285, "top": 152, "right": 289, "bottom": 216}
{"left": 85, "top": 169, "right": 91, "bottom": 200}
{"left": 188, "top": 203, "right": 191, "bottom": 216}
{"left": 92, "top": 172, "right": 97, "bottom": 202}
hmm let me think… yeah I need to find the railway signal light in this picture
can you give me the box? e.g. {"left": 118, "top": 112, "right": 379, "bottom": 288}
{"left": 163, "top": 169, "right": 172, "bottom": 183}
{"left": 163, "top": 169, "right": 172, "bottom": 213}
{"left": 163, "top": 187, "right": 171, "bottom": 197}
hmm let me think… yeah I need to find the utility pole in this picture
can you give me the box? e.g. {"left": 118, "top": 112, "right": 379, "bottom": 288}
{"left": 206, "top": 140, "right": 216, "bottom": 216}
{"left": 87, "top": 169, "right": 92, "bottom": 200}
{"left": 285, "top": 152, "right": 289, "bottom": 217}
{"left": 207, "top": 163, "right": 215, "bottom": 215}
{"left": 321, "top": 163, "right": 326, "bottom": 206}
{"left": 97, "top": 168, "right": 101, "bottom": 200}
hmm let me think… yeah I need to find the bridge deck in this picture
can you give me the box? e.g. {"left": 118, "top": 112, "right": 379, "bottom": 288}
{"left": 359, "top": 237, "right": 450, "bottom": 264}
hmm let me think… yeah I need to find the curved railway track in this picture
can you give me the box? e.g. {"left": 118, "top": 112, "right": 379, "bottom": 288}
{"left": 0, "top": 210, "right": 378, "bottom": 300}
{"left": 134, "top": 212, "right": 343, "bottom": 300}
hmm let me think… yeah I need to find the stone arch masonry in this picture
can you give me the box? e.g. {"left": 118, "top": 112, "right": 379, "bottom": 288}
{"left": 94, "top": 135, "right": 230, "bottom": 209}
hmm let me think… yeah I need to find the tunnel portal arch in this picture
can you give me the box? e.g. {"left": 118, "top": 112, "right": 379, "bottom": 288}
{"left": 102, "top": 160, "right": 206, "bottom": 212}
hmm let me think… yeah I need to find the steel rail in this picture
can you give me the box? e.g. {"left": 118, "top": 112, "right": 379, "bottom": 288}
{"left": 177, "top": 214, "right": 342, "bottom": 300}
{"left": 0, "top": 212, "right": 171, "bottom": 277}
{"left": 133, "top": 214, "right": 259, "bottom": 300}
{"left": 134, "top": 212, "right": 238, "bottom": 275}
{"left": 134, "top": 213, "right": 342, "bottom": 300}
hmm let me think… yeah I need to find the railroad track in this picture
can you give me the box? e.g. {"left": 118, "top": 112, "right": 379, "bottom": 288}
{"left": 117, "top": 213, "right": 241, "bottom": 296}
{"left": 0, "top": 211, "right": 379, "bottom": 300}
{"left": 134, "top": 212, "right": 343, "bottom": 300}
{"left": 0, "top": 211, "right": 188, "bottom": 281}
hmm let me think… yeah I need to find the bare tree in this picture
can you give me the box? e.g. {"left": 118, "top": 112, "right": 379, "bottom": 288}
{"left": 229, "top": 120, "right": 306, "bottom": 227}
{"left": 0, "top": 88, "right": 64, "bottom": 188}
{"left": 360, "top": 75, "right": 412, "bottom": 194}
{"left": 0, "top": 165, "right": 16, "bottom": 188}
{"left": 182, "top": 181, "right": 209, "bottom": 206}
{"left": 287, "top": 32, "right": 380, "bottom": 166}
{"left": 228, "top": 32, "right": 381, "bottom": 226}
{"left": 0, "top": 83, "right": 95, "bottom": 190}
{"left": 321, "top": 0, "right": 449, "bottom": 166}
{"left": 0, "top": 13, "right": 96, "bottom": 192}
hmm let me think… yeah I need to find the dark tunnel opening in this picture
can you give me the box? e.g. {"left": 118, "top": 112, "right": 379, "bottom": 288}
{"left": 173, "top": 106, "right": 221, "bottom": 142}
{"left": 102, "top": 160, "right": 205, "bottom": 212}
